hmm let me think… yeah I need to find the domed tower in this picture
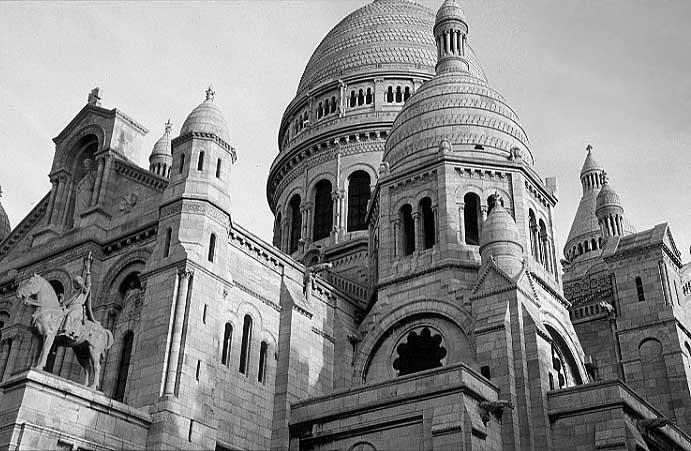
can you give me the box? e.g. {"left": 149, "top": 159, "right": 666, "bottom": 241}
{"left": 149, "top": 119, "right": 173, "bottom": 178}
{"left": 266, "top": 0, "right": 489, "bottom": 297}
{"left": 0, "top": 186, "right": 11, "bottom": 243}
{"left": 595, "top": 173, "right": 632, "bottom": 240}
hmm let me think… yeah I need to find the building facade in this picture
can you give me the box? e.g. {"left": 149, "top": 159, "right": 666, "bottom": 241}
{"left": 0, "top": 1, "right": 690, "bottom": 450}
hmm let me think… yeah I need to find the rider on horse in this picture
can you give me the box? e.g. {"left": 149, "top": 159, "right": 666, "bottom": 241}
{"left": 59, "top": 252, "right": 95, "bottom": 340}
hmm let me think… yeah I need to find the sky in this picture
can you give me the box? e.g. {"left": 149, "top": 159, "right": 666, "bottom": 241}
{"left": 1, "top": 0, "right": 690, "bottom": 265}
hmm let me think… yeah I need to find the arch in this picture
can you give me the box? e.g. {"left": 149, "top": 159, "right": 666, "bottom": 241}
{"left": 392, "top": 326, "right": 446, "bottom": 376}
{"left": 179, "top": 153, "right": 186, "bottom": 174}
{"left": 258, "top": 341, "right": 268, "bottom": 383}
{"left": 347, "top": 170, "right": 371, "bottom": 232}
{"left": 584, "top": 240, "right": 590, "bottom": 252}
{"left": 578, "top": 243, "right": 583, "bottom": 255}
{"left": 330, "top": 97, "right": 336, "bottom": 113}
{"left": 96, "top": 248, "right": 151, "bottom": 307}
{"left": 312, "top": 179, "right": 333, "bottom": 241}
{"left": 395, "top": 86, "right": 402, "bottom": 103}
{"left": 463, "top": 192, "right": 481, "bottom": 245}
{"left": 349, "top": 91, "right": 356, "bottom": 108}
{"left": 386, "top": 86, "right": 394, "bottom": 103}
{"left": 528, "top": 209, "right": 538, "bottom": 259}
{"left": 221, "top": 322, "right": 232, "bottom": 366}
{"left": 59, "top": 124, "right": 106, "bottom": 168}
{"left": 208, "top": 233, "right": 216, "bottom": 262}
{"left": 239, "top": 314, "right": 252, "bottom": 375}
{"left": 288, "top": 194, "right": 302, "bottom": 253}
{"left": 545, "top": 324, "right": 583, "bottom": 388}
{"left": 403, "top": 86, "right": 411, "bottom": 101}
{"left": 638, "top": 338, "right": 672, "bottom": 414}
{"left": 317, "top": 102, "right": 324, "bottom": 119}
{"left": 400, "top": 204, "right": 414, "bottom": 256}
{"left": 591, "top": 238, "right": 597, "bottom": 251}
{"left": 419, "top": 197, "right": 435, "bottom": 249}
{"left": 113, "top": 330, "right": 134, "bottom": 401}
{"left": 357, "top": 89, "right": 364, "bottom": 106}
{"left": 365, "top": 88, "right": 373, "bottom": 104}
{"left": 197, "top": 151, "right": 205, "bottom": 171}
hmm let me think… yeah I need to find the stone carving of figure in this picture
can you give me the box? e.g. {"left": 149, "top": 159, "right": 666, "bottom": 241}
{"left": 59, "top": 252, "right": 95, "bottom": 339}
{"left": 74, "top": 159, "right": 97, "bottom": 222}
{"left": 123, "top": 280, "right": 144, "bottom": 307}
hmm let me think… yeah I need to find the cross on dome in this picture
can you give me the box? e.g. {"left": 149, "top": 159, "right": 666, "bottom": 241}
{"left": 586, "top": 144, "right": 593, "bottom": 153}
{"left": 205, "top": 85, "right": 215, "bottom": 102}
{"left": 164, "top": 118, "right": 173, "bottom": 134}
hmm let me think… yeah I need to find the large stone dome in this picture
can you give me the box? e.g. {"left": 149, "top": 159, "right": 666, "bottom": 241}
{"left": 295, "top": 0, "right": 486, "bottom": 96}
{"left": 180, "top": 88, "right": 230, "bottom": 144}
{"left": 384, "top": 71, "right": 533, "bottom": 172}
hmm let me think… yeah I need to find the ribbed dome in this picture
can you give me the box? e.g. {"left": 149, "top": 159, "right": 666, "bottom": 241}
{"left": 384, "top": 72, "right": 532, "bottom": 171}
{"left": 150, "top": 120, "right": 172, "bottom": 158}
{"left": 295, "top": 0, "right": 486, "bottom": 96}
{"left": 180, "top": 87, "right": 230, "bottom": 144}
{"left": 596, "top": 179, "right": 622, "bottom": 212}
{"left": 0, "top": 188, "right": 10, "bottom": 243}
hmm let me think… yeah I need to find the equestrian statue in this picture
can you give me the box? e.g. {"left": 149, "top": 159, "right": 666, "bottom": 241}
{"left": 16, "top": 252, "right": 113, "bottom": 389}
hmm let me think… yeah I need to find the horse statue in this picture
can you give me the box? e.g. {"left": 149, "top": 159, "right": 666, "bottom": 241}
{"left": 16, "top": 264, "right": 113, "bottom": 390}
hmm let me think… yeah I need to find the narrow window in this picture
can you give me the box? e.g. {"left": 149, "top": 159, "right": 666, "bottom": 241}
{"left": 401, "top": 204, "right": 415, "bottom": 256}
{"left": 357, "top": 89, "right": 364, "bottom": 106}
{"left": 221, "top": 323, "right": 232, "bottom": 366}
{"left": 317, "top": 102, "right": 323, "bottom": 119}
{"left": 208, "top": 233, "right": 216, "bottom": 262}
{"left": 197, "top": 151, "right": 204, "bottom": 171}
{"left": 350, "top": 91, "right": 356, "bottom": 108}
{"left": 528, "top": 210, "right": 538, "bottom": 259}
{"left": 404, "top": 86, "right": 411, "bottom": 101}
{"left": 179, "top": 153, "right": 186, "bottom": 174}
{"left": 114, "top": 331, "right": 134, "bottom": 402}
{"left": 330, "top": 97, "right": 336, "bottom": 113}
{"left": 273, "top": 212, "right": 283, "bottom": 249}
{"left": 239, "top": 315, "right": 252, "bottom": 375}
{"left": 480, "top": 365, "right": 491, "bottom": 380}
{"left": 420, "top": 197, "right": 435, "bottom": 249}
{"left": 584, "top": 240, "right": 590, "bottom": 252}
{"left": 324, "top": 99, "right": 330, "bottom": 115}
{"left": 578, "top": 243, "right": 583, "bottom": 255}
{"left": 463, "top": 193, "right": 480, "bottom": 245}
{"left": 258, "top": 341, "right": 268, "bottom": 383}
{"left": 202, "top": 304, "right": 207, "bottom": 324}
{"left": 366, "top": 88, "right": 372, "bottom": 104}
{"left": 216, "top": 159, "right": 222, "bottom": 178}
{"left": 636, "top": 277, "right": 645, "bottom": 302}
{"left": 395, "top": 86, "right": 402, "bottom": 103}
{"left": 386, "top": 86, "right": 394, "bottom": 103}
{"left": 312, "top": 180, "right": 333, "bottom": 241}
{"left": 288, "top": 195, "right": 302, "bottom": 253}
{"left": 591, "top": 238, "right": 597, "bottom": 250}
{"left": 196, "top": 360, "right": 201, "bottom": 381}
{"left": 163, "top": 228, "right": 172, "bottom": 258}
{"left": 346, "top": 171, "right": 371, "bottom": 232}
{"left": 44, "top": 342, "right": 59, "bottom": 374}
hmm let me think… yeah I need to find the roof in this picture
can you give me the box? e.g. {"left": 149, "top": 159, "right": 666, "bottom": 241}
{"left": 295, "top": 0, "right": 486, "bottom": 96}
{"left": 180, "top": 88, "right": 230, "bottom": 144}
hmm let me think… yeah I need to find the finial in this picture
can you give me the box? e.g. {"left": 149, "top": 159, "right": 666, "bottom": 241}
{"left": 164, "top": 118, "right": 173, "bottom": 134}
{"left": 87, "top": 87, "right": 102, "bottom": 106}
{"left": 205, "top": 85, "right": 215, "bottom": 102}
{"left": 586, "top": 144, "right": 593, "bottom": 153}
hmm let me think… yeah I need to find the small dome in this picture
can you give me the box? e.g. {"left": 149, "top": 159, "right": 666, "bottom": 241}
{"left": 180, "top": 87, "right": 230, "bottom": 143}
{"left": 0, "top": 187, "right": 11, "bottom": 243}
{"left": 581, "top": 145, "right": 602, "bottom": 175}
{"left": 480, "top": 200, "right": 522, "bottom": 252}
{"left": 436, "top": 0, "right": 466, "bottom": 24}
{"left": 150, "top": 120, "right": 172, "bottom": 159}
{"left": 595, "top": 177, "right": 621, "bottom": 212}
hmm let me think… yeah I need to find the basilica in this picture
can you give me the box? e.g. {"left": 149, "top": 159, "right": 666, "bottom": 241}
{"left": 1, "top": 1, "right": 691, "bottom": 450}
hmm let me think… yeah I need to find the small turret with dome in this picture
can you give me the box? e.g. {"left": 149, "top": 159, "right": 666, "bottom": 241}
{"left": 180, "top": 86, "right": 230, "bottom": 145}
{"left": 596, "top": 172, "right": 633, "bottom": 240}
{"left": 0, "top": 186, "right": 10, "bottom": 243}
{"left": 433, "top": 0, "right": 469, "bottom": 74}
{"left": 479, "top": 193, "right": 524, "bottom": 276}
{"left": 149, "top": 119, "right": 173, "bottom": 178}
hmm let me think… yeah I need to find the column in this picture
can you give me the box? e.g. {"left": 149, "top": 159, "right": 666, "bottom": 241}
{"left": 413, "top": 212, "right": 422, "bottom": 252}
{"left": 60, "top": 180, "right": 75, "bottom": 226}
{"left": 2, "top": 335, "right": 22, "bottom": 382}
{"left": 163, "top": 269, "right": 192, "bottom": 396}
{"left": 96, "top": 153, "right": 114, "bottom": 205}
{"left": 339, "top": 190, "right": 347, "bottom": 232}
{"left": 49, "top": 176, "right": 67, "bottom": 225}
{"left": 444, "top": 31, "right": 450, "bottom": 56}
{"left": 282, "top": 220, "right": 290, "bottom": 251}
{"left": 0, "top": 340, "right": 10, "bottom": 381}
{"left": 332, "top": 191, "right": 341, "bottom": 236}
{"left": 392, "top": 220, "right": 400, "bottom": 258}
{"left": 458, "top": 204, "right": 465, "bottom": 244}
{"left": 90, "top": 156, "right": 106, "bottom": 206}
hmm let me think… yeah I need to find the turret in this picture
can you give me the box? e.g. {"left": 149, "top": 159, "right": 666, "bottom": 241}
{"left": 595, "top": 173, "right": 628, "bottom": 239}
{"left": 479, "top": 194, "right": 524, "bottom": 277}
{"left": 0, "top": 186, "right": 11, "bottom": 243}
{"left": 433, "top": 0, "right": 470, "bottom": 74}
{"left": 149, "top": 120, "right": 173, "bottom": 178}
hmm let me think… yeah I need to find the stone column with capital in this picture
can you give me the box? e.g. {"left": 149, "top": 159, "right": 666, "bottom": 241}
{"left": 392, "top": 219, "right": 401, "bottom": 259}
{"left": 458, "top": 203, "right": 465, "bottom": 244}
{"left": 163, "top": 269, "right": 192, "bottom": 396}
{"left": 413, "top": 212, "right": 422, "bottom": 253}
{"left": 45, "top": 178, "right": 59, "bottom": 225}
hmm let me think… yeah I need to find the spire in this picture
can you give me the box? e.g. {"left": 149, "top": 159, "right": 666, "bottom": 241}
{"left": 0, "top": 185, "right": 11, "bottom": 243}
{"left": 433, "top": 0, "right": 470, "bottom": 74}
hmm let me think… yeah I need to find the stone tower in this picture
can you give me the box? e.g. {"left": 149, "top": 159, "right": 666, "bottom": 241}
{"left": 149, "top": 119, "right": 174, "bottom": 178}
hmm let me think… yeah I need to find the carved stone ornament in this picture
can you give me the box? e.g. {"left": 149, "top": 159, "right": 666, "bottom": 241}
{"left": 438, "top": 139, "right": 453, "bottom": 154}
{"left": 119, "top": 193, "right": 138, "bottom": 213}
{"left": 479, "top": 400, "right": 514, "bottom": 425}
{"left": 508, "top": 146, "right": 523, "bottom": 161}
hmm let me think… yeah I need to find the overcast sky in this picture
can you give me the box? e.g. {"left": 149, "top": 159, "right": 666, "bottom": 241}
{"left": 1, "top": 0, "right": 689, "bottom": 264}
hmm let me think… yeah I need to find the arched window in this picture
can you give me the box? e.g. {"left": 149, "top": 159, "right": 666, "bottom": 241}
{"left": 114, "top": 331, "right": 134, "bottom": 402}
{"left": 578, "top": 243, "right": 583, "bottom": 255}
{"left": 258, "top": 341, "right": 268, "bottom": 383}
{"left": 395, "top": 86, "right": 402, "bottom": 103}
{"left": 330, "top": 97, "right": 337, "bottom": 113}
{"left": 420, "top": 197, "right": 435, "bottom": 249}
{"left": 324, "top": 99, "right": 330, "bottom": 115}
{"left": 400, "top": 204, "right": 415, "bottom": 256}
{"left": 313, "top": 180, "right": 333, "bottom": 241}
{"left": 539, "top": 219, "right": 549, "bottom": 268}
{"left": 221, "top": 323, "right": 232, "bottom": 366}
{"left": 591, "top": 238, "right": 597, "bottom": 251}
{"left": 239, "top": 315, "right": 252, "bottom": 375}
{"left": 347, "top": 171, "right": 371, "bottom": 232}
{"left": 318, "top": 102, "right": 323, "bottom": 118}
{"left": 357, "top": 89, "right": 364, "bottom": 106}
{"left": 404, "top": 87, "right": 411, "bottom": 101}
{"left": 584, "top": 240, "right": 590, "bottom": 252}
{"left": 208, "top": 233, "right": 216, "bottom": 263}
{"left": 528, "top": 210, "right": 538, "bottom": 259}
{"left": 349, "top": 91, "right": 356, "bottom": 108}
{"left": 392, "top": 328, "right": 446, "bottom": 376}
{"left": 546, "top": 325, "right": 582, "bottom": 389}
{"left": 598, "top": 237, "right": 603, "bottom": 248}
{"left": 274, "top": 213, "right": 283, "bottom": 249}
{"left": 636, "top": 277, "right": 645, "bottom": 302}
{"left": 289, "top": 195, "right": 302, "bottom": 253}
{"left": 216, "top": 159, "right": 222, "bottom": 178}
{"left": 163, "top": 228, "right": 172, "bottom": 258}
{"left": 463, "top": 193, "right": 481, "bottom": 245}
{"left": 366, "top": 88, "right": 372, "bottom": 104}
{"left": 386, "top": 86, "right": 394, "bottom": 103}
{"left": 179, "top": 153, "right": 185, "bottom": 174}
{"left": 639, "top": 338, "right": 672, "bottom": 412}
{"left": 197, "top": 151, "right": 205, "bottom": 171}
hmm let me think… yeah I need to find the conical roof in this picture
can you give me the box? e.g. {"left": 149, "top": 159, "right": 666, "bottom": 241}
{"left": 479, "top": 200, "right": 522, "bottom": 253}
{"left": 580, "top": 145, "right": 602, "bottom": 175}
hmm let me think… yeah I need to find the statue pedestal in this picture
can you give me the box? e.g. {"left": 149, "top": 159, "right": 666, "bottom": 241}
{"left": 0, "top": 369, "right": 151, "bottom": 450}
